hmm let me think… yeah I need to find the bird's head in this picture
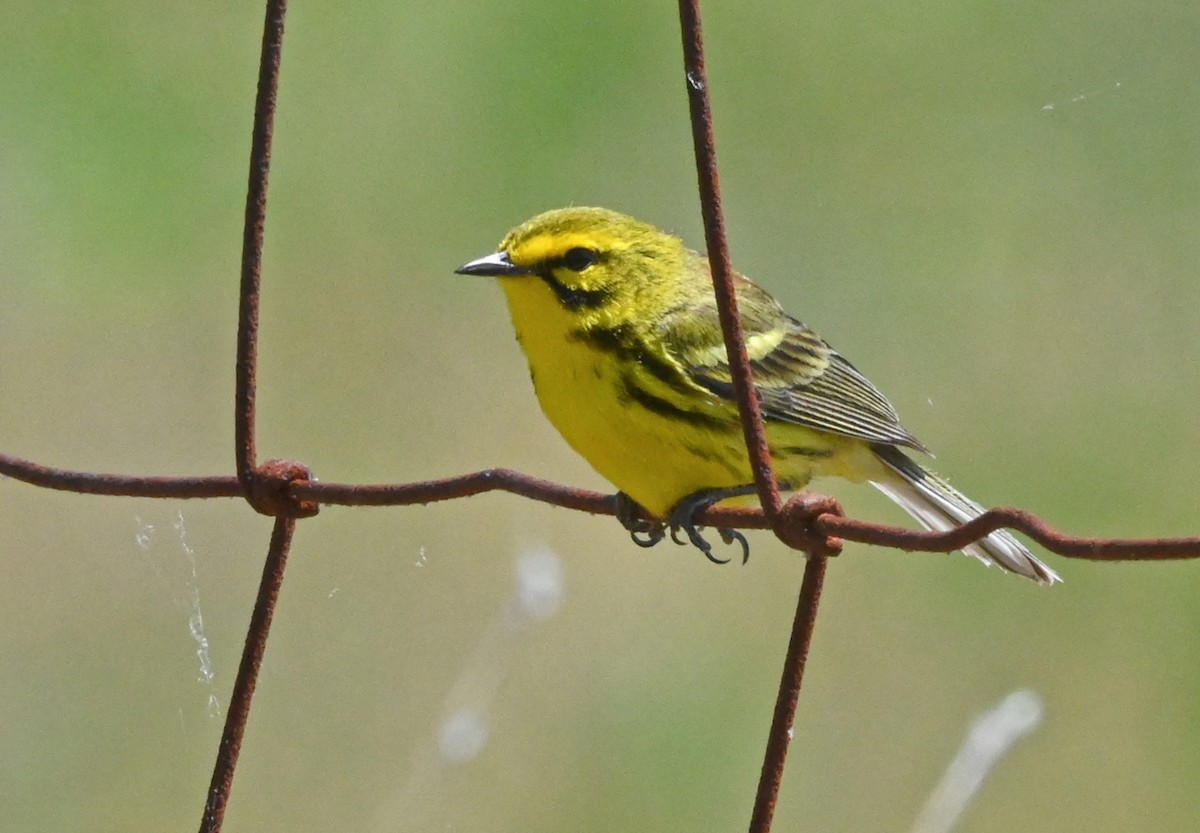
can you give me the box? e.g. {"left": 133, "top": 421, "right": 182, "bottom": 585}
{"left": 456, "top": 207, "right": 696, "bottom": 323}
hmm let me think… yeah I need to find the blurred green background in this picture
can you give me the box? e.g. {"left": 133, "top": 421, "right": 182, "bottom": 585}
{"left": 2, "top": 2, "right": 1198, "bottom": 831}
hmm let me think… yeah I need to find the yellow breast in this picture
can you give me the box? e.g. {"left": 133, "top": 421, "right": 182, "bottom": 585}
{"left": 495, "top": 276, "right": 858, "bottom": 518}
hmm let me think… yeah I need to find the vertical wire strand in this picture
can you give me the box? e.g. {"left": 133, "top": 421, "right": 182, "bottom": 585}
{"left": 748, "top": 553, "right": 828, "bottom": 833}
{"left": 200, "top": 4, "right": 294, "bottom": 831}
{"left": 676, "top": 5, "right": 831, "bottom": 833}
{"left": 235, "top": 0, "right": 288, "bottom": 488}
{"left": 676, "top": 0, "right": 782, "bottom": 517}
{"left": 198, "top": 515, "right": 297, "bottom": 833}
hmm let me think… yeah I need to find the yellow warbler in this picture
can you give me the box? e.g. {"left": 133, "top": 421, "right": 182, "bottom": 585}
{"left": 457, "top": 207, "right": 1058, "bottom": 584}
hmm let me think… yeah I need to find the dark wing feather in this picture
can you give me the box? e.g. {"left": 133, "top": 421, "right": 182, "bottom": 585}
{"left": 657, "top": 275, "right": 927, "bottom": 452}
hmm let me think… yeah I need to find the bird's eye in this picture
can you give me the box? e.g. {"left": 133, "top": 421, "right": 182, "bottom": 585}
{"left": 562, "top": 247, "right": 599, "bottom": 272}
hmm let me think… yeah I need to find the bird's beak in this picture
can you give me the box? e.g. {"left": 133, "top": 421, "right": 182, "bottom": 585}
{"left": 455, "top": 251, "right": 535, "bottom": 277}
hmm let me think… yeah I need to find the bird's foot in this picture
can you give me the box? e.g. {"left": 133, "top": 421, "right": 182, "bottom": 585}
{"left": 666, "top": 486, "right": 759, "bottom": 565}
{"left": 613, "top": 492, "right": 667, "bottom": 548}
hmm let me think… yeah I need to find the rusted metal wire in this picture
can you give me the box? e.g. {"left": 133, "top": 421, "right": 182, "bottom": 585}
{"left": 1, "top": 2, "right": 1198, "bottom": 833}
{"left": 0, "top": 452, "right": 240, "bottom": 498}
{"left": 206, "top": 2, "right": 296, "bottom": 829}
{"left": 817, "top": 508, "right": 1200, "bottom": 562}
{"left": 3, "top": 450, "right": 1197, "bottom": 562}
{"left": 677, "top": 4, "right": 820, "bottom": 832}
{"left": 235, "top": 0, "right": 287, "bottom": 505}
{"left": 677, "top": 0, "right": 783, "bottom": 522}
{"left": 199, "top": 514, "right": 297, "bottom": 833}
{"left": 749, "top": 553, "right": 828, "bottom": 833}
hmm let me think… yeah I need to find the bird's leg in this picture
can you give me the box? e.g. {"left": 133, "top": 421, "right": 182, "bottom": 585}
{"left": 667, "top": 485, "right": 761, "bottom": 565}
{"left": 613, "top": 492, "right": 666, "bottom": 548}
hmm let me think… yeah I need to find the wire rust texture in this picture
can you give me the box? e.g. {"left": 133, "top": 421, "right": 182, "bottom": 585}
{"left": 200, "top": 514, "right": 296, "bottom": 833}
{"left": 675, "top": 4, "right": 825, "bottom": 831}
{"left": 1, "top": 1, "right": 1197, "bottom": 832}
{"left": 677, "top": 0, "right": 782, "bottom": 520}
{"left": 5, "top": 450, "right": 1195, "bottom": 563}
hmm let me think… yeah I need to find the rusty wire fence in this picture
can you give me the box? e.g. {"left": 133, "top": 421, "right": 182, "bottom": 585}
{"left": 2, "top": 2, "right": 1199, "bottom": 832}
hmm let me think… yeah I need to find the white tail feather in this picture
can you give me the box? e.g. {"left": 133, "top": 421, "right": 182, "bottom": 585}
{"left": 869, "top": 446, "right": 1060, "bottom": 585}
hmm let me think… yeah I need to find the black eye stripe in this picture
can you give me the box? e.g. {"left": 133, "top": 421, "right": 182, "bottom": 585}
{"left": 531, "top": 246, "right": 608, "bottom": 309}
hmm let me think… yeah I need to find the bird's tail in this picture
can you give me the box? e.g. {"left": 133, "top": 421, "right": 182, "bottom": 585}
{"left": 868, "top": 444, "right": 1060, "bottom": 585}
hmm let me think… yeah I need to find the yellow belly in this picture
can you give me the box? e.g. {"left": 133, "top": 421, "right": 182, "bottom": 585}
{"left": 498, "top": 278, "right": 868, "bottom": 518}
{"left": 532, "top": 337, "right": 748, "bottom": 517}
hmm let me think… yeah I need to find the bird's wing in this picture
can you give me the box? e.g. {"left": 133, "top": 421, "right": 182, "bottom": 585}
{"left": 657, "top": 275, "right": 927, "bottom": 451}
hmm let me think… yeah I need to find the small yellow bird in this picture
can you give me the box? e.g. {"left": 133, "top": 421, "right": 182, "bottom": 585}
{"left": 457, "top": 207, "right": 1058, "bottom": 584}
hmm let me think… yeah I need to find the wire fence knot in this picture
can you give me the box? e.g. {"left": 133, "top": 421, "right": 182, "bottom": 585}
{"left": 772, "top": 492, "right": 844, "bottom": 557}
{"left": 242, "top": 459, "right": 320, "bottom": 518}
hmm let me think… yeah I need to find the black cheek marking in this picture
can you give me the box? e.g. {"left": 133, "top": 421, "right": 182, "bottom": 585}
{"left": 539, "top": 271, "right": 612, "bottom": 310}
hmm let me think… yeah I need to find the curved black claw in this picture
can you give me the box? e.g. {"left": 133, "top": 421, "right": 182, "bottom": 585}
{"left": 668, "top": 520, "right": 729, "bottom": 564}
{"left": 630, "top": 526, "right": 666, "bottom": 549}
{"left": 718, "top": 527, "right": 751, "bottom": 565}
{"left": 666, "top": 485, "right": 759, "bottom": 565}
{"left": 613, "top": 492, "right": 668, "bottom": 549}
